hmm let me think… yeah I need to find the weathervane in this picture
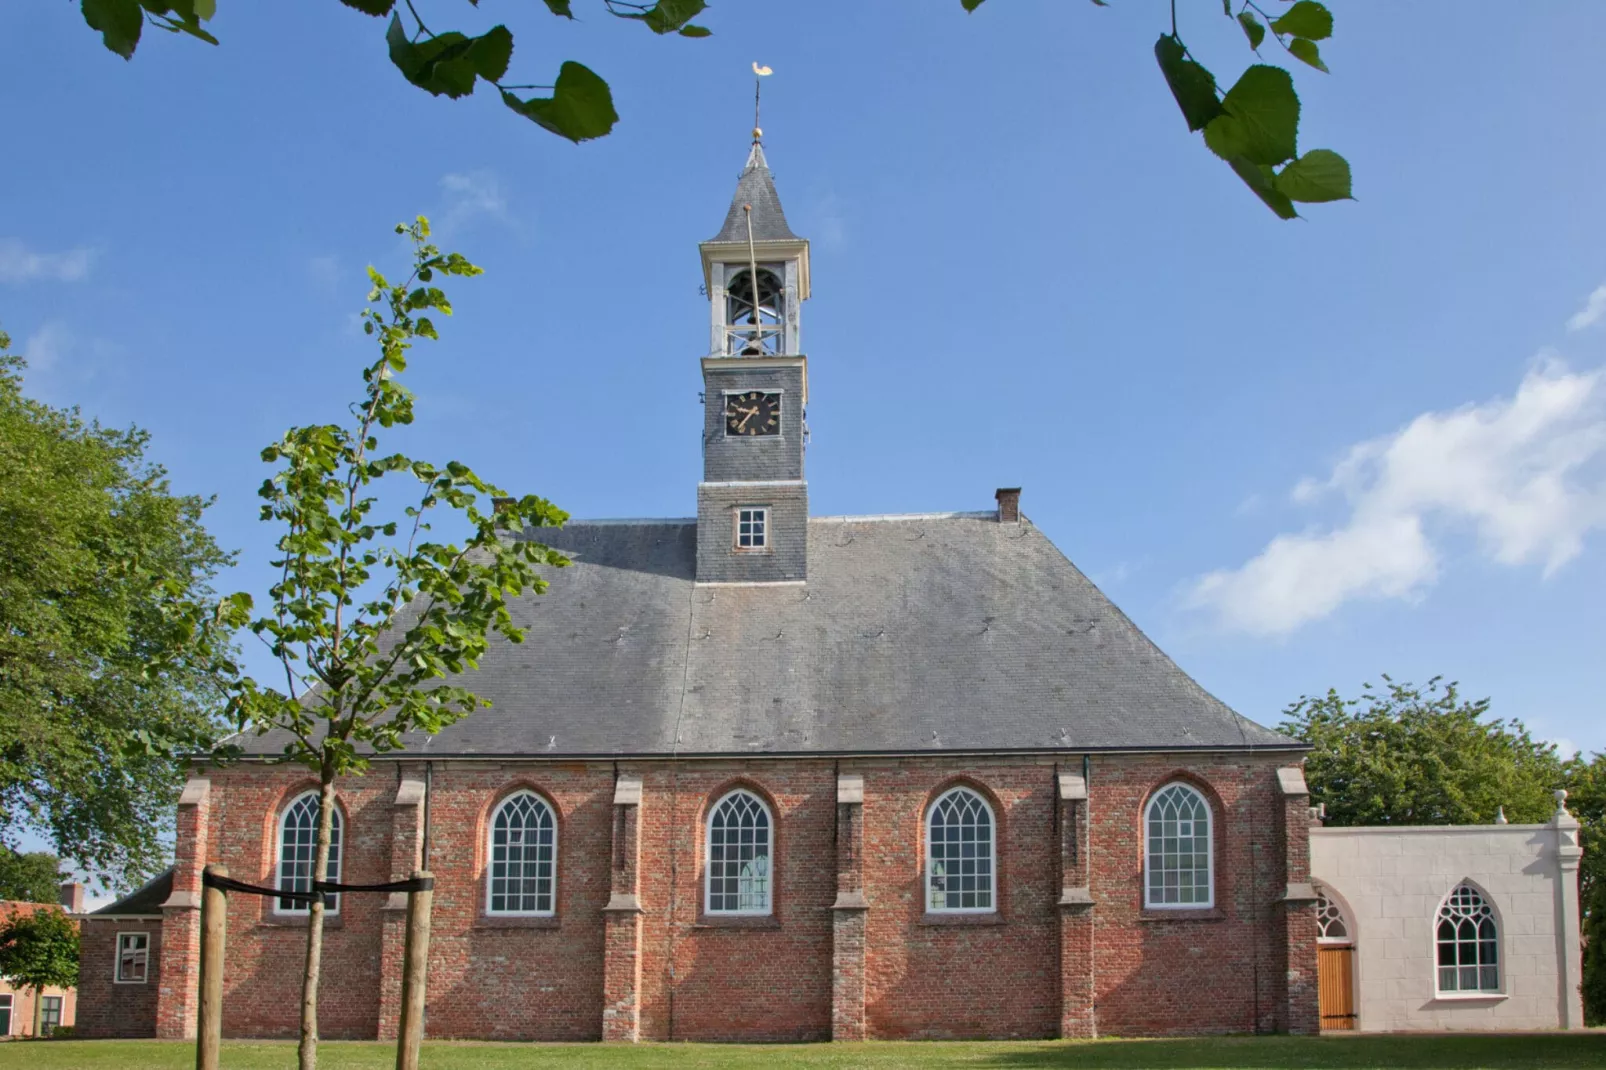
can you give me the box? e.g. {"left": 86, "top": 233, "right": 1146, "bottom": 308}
{"left": 752, "top": 62, "right": 772, "bottom": 143}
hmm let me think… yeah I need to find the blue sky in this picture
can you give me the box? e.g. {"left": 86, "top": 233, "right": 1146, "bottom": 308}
{"left": 4, "top": 0, "right": 1605, "bottom": 861}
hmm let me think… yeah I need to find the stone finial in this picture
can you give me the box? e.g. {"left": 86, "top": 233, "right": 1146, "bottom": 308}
{"left": 1494, "top": 806, "right": 1508, "bottom": 825}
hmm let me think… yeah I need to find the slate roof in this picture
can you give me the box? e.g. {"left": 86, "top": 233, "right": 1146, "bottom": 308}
{"left": 239, "top": 514, "right": 1296, "bottom": 759}
{"left": 89, "top": 867, "right": 173, "bottom": 917}
{"left": 705, "top": 142, "right": 799, "bottom": 244}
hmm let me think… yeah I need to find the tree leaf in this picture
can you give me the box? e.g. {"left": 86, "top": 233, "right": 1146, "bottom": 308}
{"left": 1154, "top": 34, "right": 1223, "bottom": 133}
{"left": 541, "top": 0, "right": 575, "bottom": 16}
{"left": 338, "top": 0, "right": 396, "bottom": 14}
{"left": 1272, "top": 148, "right": 1351, "bottom": 202}
{"left": 386, "top": 17, "right": 513, "bottom": 99}
{"left": 501, "top": 61, "right": 618, "bottom": 142}
{"left": 1288, "top": 37, "right": 1329, "bottom": 73}
{"left": 1227, "top": 156, "right": 1298, "bottom": 219}
{"left": 619, "top": 0, "right": 707, "bottom": 34}
{"left": 1218, "top": 64, "right": 1299, "bottom": 165}
{"left": 962, "top": 0, "right": 986, "bottom": 10}
{"left": 1270, "top": 1, "right": 1333, "bottom": 42}
{"left": 1236, "top": 11, "right": 1265, "bottom": 50}
{"left": 81, "top": 0, "right": 143, "bottom": 59}
{"left": 678, "top": 24, "right": 712, "bottom": 37}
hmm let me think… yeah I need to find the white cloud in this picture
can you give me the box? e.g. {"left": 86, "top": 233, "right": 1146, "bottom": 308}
{"left": 307, "top": 254, "right": 342, "bottom": 292}
{"left": 1186, "top": 360, "right": 1606, "bottom": 636}
{"left": 439, "top": 170, "right": 509, "bottom": 232}
{"left": 21, "top": 322, "right": 72, "bottom": 371}
{"left": 0, "top": 238, "right": 96, "bottom": 283}
{"left": 1568, "top": 283, "right": 1606, "bottom": 332}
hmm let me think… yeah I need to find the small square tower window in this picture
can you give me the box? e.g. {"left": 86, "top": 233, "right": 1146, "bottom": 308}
{"left": 735, "top": 507, "right": 768, "bottom": 550}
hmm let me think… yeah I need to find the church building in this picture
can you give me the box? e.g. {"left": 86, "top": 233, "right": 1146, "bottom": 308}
{"left": 79, "top": 131, "right": 1336, "bottom": 1043}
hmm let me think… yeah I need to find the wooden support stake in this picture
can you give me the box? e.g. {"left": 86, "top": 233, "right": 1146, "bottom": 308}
{"left": 395, "top": 870, "right": 433, "bottom": 1070}
{"left": 196, "top": 864, "right": 227, "bottom": 1070}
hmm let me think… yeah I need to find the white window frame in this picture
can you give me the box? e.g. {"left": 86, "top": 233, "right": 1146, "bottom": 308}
{"left": 485, "top": 789, "right": 559, "bottom": 917}
{"left": 114, "top": 930, "right": 150, "bottom": 984}
{"left": 0, "top": 993, "right": 13, "bottom": 1036}
{"left": 1314, "top": 886, "right": 1352, "bottom": 944}
{"left": 704, "top": 788, "right": 774, "bottom": 916}
{"left": 1143, "top": 781, "right": 1215, "bottom": 910}
{"left": 274, "top": 790, "right": 342, "bottom": 916}
{"left": 1434, "top": 882, "right": 1502, "bottom": 996}
{"left": 925, "top": 786, "right": 997, "bottom": 915}
{"left": 38, "top": 995, "right": 63, "bottom": 1035}
{"left": 734, "top": 506, "right": 769, "bottom": 552}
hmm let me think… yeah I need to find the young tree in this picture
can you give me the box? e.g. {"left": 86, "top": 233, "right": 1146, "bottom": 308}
{"left": 73, "top": 1, "right": 1348, "bottom": 217}
{"left": 0, "top": 852, "right": 63, "bottom": 905}
{"left": 0, "top": 331, "right": 234, "bottom": 889}
{"left": 0, "top": 908, "right": 79, "bottom": 1036}
{"left": 217, "top": 218, "right": 567, "bottom": 1070}
{"left": 1279, "top": 676, "right": 1570, "bottom": 827}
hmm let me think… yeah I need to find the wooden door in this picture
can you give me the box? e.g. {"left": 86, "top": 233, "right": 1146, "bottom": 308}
{"left": 1318, "top": 945, "right": 1356, "bottom": 1031}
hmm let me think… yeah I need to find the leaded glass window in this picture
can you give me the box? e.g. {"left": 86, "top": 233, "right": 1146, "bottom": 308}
{"left": 1144, "top": 782, "right": 1212, "bottom": 908}
{"left": 706, "top": 789, "right": 772, "bottom": 914}
{"left": 1315, "top": 887, "right": 1350, "bottom": 942}
{"left": 1436, "top": 884, "right": 1500, "bottom": 993}
{"left": 487, "top": 791, "right": 557, "bottom": 915}
{"left": 927, "top": 787, "right": 995, "bottom": 913}
{"left": 276, "top": 791, "right": 342, "bottom": 914}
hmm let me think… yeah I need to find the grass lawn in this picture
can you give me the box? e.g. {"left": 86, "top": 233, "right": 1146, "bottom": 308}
{"left": 1, "top": 1035, "right": 1602, "bottom": 1070}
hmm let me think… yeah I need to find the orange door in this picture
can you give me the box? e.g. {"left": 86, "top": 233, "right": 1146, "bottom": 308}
{"left": 1318, "top": 945, "right": 1356, "bottom": 1031}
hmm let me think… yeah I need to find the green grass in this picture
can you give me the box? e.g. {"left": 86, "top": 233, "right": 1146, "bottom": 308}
{"left": 1, "top": 1035, "right": 1602, "bottom": 1070}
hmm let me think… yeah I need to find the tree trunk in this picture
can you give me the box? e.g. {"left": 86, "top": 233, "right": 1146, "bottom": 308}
{"left": 32, "top": 984, "right": 43, "bottom": 1037}
{"left": 298, "top": 766, "right": 337, "bottom": 1070}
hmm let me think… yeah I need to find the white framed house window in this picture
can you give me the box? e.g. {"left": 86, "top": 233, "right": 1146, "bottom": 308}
{"left": 1436, "top": 883, "right": 1500, "bottom": 994}
{"left": 39, "top": 995, "right": 62, "bottom": 1035}
{"left": 487, "top": 790, "right": 557, "bottom": 916}
{"left": 276, "top": 791, "right": 342, "bottom": 915}
{"left": 0, "top": 993, "right": 12, "bottom": 1036}
{"left": 706, "top": 789, "right": 772, "bottom": 915}
{"left": 1144, "top": 782, "right": 1213, "bottom": 909}
{"left": 927, "top": 786, "right": 995, "bottom": 913}
{"left": 1314, "top": 887, "right": 1351, "bottom": 943}
{"left": 115, "top": 931, "right": 150, "bottom": 983}
{"left": 734, "top": 506, "right": 768, "bottom": 551}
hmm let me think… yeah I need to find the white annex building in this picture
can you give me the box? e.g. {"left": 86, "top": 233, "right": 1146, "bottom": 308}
{"left": 1308, "top": 790, "right": 1585, "bottom": 1032}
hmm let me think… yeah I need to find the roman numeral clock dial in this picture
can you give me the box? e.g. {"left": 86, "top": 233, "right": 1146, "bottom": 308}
{"left": 725, "top": 391, "right": 781, "bottom": 436}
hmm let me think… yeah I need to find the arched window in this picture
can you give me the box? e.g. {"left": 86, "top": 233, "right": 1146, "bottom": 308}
{"left": 724, "top": 267, "right": 785, "bottom": 355}
{"left": 706, "top": 789, "right": 772, "bottom": 914}
{"left": 1144, "top": 782, "right": 1213, "bottom": 909}
{"left": 1436, "top": 884, "right": 1499, "bottom": 993}
{"left": 276, "top": 791, "right": 341, "bottom": 915}
{"left": 487, "top": 791, "right": 557, "bottom": 916}
{"left": 927, "top": 786, "right": 995, "bottom": 913}
{"left": 1315, "top": 887, "right": 1351, "bottom": 943}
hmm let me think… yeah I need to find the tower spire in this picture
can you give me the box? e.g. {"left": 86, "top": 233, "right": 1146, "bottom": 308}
{"left": 752, "top": 62, "right": 771, "bottom": 145}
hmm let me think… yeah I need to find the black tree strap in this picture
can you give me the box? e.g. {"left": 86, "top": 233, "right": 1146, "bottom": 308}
{"left": 201, "top": 870, "right": 433, "bottom": 900}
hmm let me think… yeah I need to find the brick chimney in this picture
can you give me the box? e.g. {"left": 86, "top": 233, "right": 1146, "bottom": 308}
{"left": 995, "top": 487, "right": 1021, "bottom": 523}
{"left": 58, "top": 881, "right": 85, "bottom": 913}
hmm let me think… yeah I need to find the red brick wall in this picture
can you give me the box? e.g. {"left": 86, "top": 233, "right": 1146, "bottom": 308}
{"left": 76, "top": 918, "right": 161, "bottom": 1038}
{"left": 1087, "top": 755, "right": 1294, "bottom": 1036}
{"left": 125, "top": 750, "right": 1311, "bottom": 1042}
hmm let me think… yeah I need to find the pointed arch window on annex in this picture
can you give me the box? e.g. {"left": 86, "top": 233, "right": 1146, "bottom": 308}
{"left": 706, "top": 789, "right": 772, "bottom": 915}
{"left": 1436, "top": 883, "right": 1500, "bottom": 994}
{"left": 725, "top": 266, "right": 785, "bottom": 356}
{"left": 1144, "top": 782, "right": 1213, "bottom": 909}
{"left": 487, "top": 791, "right": 558, "bottom": 916}
{"left": 1315, "top": 886, "right": 1351, "bottom": 943}
{"left": 276, "top": 791, "right": 342, "bottom": 915}
{"left": 927, "top": 786, "right": 995, "bottom": 913}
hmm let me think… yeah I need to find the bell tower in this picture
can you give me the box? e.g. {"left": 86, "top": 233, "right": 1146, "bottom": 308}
{"left": 695, "top": 127, "right": 811, "bottom": 584}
